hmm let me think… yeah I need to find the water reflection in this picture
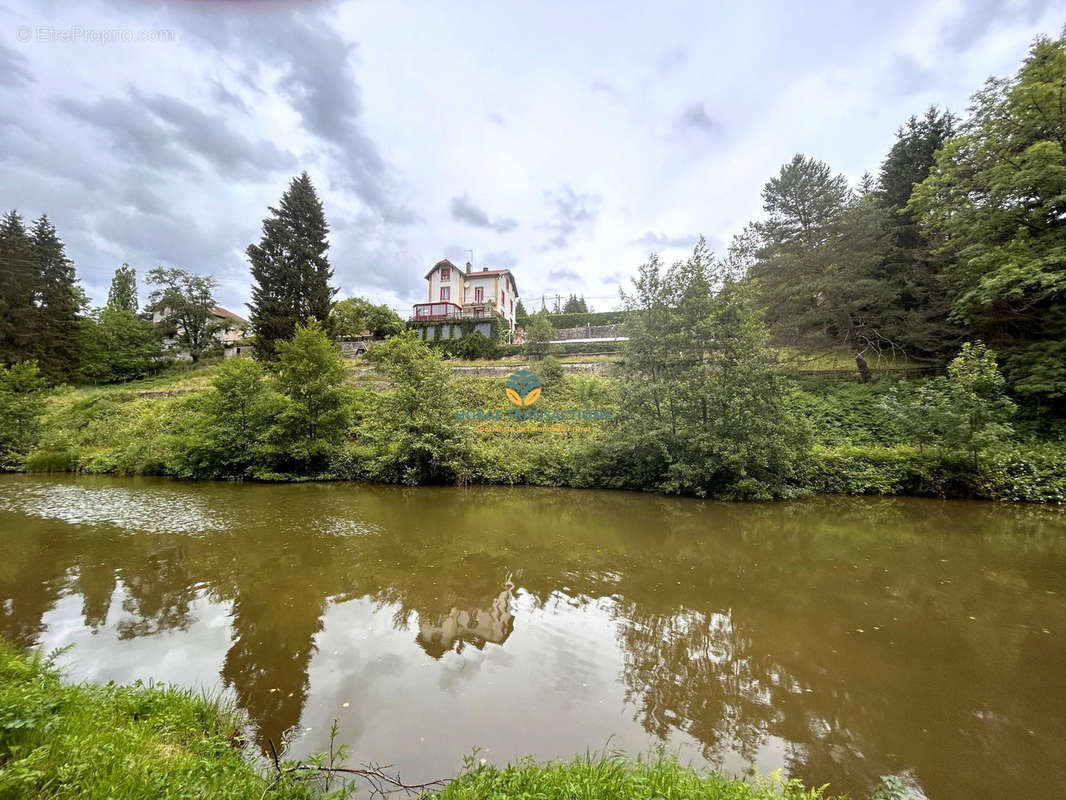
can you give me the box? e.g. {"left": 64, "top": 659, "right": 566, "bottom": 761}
{"left": 0, "top": 475, "right": 1064, "bottom": 800}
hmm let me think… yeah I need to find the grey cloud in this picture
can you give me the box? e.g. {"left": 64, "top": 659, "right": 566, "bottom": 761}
{"left": 657, "top": 47, "right": 686, "bottom": 75}
{"left": 208, "top": 78, "right": 251, "bottom": 114}
{"left": 631, "top": 231, "right": 698, "bottom": 248}
{"left": 488, "top": 112, "right": 505, "bottom": 126}
{"left": 0, "top": 41, "right": 33, "bottom": 89}
{"left": 55, "top": 89, "right": 297, "bottom": 180}
{"left": 602, "top": 271, "right": 623, "bottom": 285}
{"left": 540, "top": 185, "right": 600, "bottom": 250}
{"left": 676, "top": 102, "right": 721, "bottom": 136}
{"left": 172, "top": 6, "right": 415, "bottom": 224}
{"left": 941, "top": 0, "right": 1054, "bottom": 52}
{"left": 450, "top": 194, "right": 518, "bottom": 233}
{"left": 881, "top": 54, "right": 937, "bottom": 97}
{"left": 590, "top": 80, "right": 623, "bottom": 100}
{"left": 483, "top": 250, "right": 516, "bottom": 267}
{"left": 548, "top": 268, "right": 581, "bottom": 283}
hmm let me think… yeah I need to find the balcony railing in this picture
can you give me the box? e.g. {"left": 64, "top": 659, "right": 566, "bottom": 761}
{"left": 412, "top": 302, "right": 462, "bottom": 321}
{"left": 411, "top": 301, "right": 503, "bottom": 322}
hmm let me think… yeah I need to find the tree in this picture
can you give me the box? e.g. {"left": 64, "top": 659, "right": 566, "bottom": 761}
{"left": 523, "top": 311, "right": 554, "bottom": 358}
{"left": 0, "top": 361, "right": 47, "bottom": 469}
{"left": 515, "top": 299, "right": 527, "bottom": 318}
{"left": 272, "top": 319, "right": 350, "bottom": 472}
{"left": 30, "top": 215, "right": 81, "bottom": 382}
{"left": 174, "top": 357, "right": 282, "bottom": 479}
{"left": 0, "top": 210, "right": 37, "bottom": 367}
{"left": 107, "top": 263, "right": 139, "bottom": 312}
{"left": 79, "top": 308, "right": 160, "bottom": 383}
{"left": 332, "top": 297, "right": 404, "bottom": 339}
{"left": 910, "top": 33, "right": 1066, "bottom": 408}
{"left": 247, "top": 172, "right": 336, "bottom": 359}
{"left": 873, "top": 107, "right": 962, "bottom": 359}
{"left": 882, "top": 342, "right": 1014, "bottom": 468}
{"left": 748, "top": 159, "right": 902, "bottom": 380}
{"left": 610, "top": 238, "right": 807, "bottom": 498}
{"left": 146, "top": 267, "right": 219, "bottom": 362}
{"left": 563, "top": 294, "right": 588, "bottom": 313}
{"left": 879, "top": 107, "right": 956, "bottom": 210}
{"left": 758, "top": 154, "right": 849, "bottom": 247}
{"left": 365, "top": 331, "right": 471, "bottom": 484}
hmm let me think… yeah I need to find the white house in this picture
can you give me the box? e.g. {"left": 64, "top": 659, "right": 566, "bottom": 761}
{"left": 413, "top": 259, "right": 519, "bottom": 332}
{"left": 152, "top": 305, "right": 249, "bottom": 349}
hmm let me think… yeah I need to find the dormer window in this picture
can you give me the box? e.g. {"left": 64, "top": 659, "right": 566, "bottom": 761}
{"left": 440, "top": 266, "right": 451, "bottom": 281}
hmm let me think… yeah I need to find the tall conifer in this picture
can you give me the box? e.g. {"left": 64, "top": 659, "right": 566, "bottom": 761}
{"left": 0, "top": 210, "right": 37, "bottom": 366}
{"left": 31, "top": 215, "right": 81, "bottom": 382}
{"left": 247, "top": 172, "right": 336, "bottom": 359}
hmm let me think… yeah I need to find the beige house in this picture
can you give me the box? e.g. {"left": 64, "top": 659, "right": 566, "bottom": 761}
{"left": 413, "top": 259, "right": 519, "bottom": 332}
{"left": 152, "top": 305, "right": 249, "bottom": 350}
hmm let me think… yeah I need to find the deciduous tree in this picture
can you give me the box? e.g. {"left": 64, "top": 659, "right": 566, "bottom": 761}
{"left": 146, "top": 267, "right": 219, "bottom": 362}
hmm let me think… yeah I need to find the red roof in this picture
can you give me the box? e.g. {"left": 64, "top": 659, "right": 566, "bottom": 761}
{"left": 211, "top": 306, "right": 248, "bottom": 324}
{"left": 422, "top": 260, "right": 519, "bottom": 296}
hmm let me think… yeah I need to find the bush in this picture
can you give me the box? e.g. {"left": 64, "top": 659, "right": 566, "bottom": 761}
{"left": 0, "top": 362, "right": 47, "bottom": 470}
{"left": 365, "top": 332, "right": 473, "bottom": 484}
{"left": 171, "top": 357, "right": 283, "bottom": 479}
{"left": 272, "top": 320, "right": 352, "bottom": 474}
{"left": 537, "top": 355, "right": 565, "bottom": 387}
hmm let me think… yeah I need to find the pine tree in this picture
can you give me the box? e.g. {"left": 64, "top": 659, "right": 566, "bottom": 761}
{"left": 107, "top": 263, "right": 139, "bottom": 312}
{"left": 247, "top": 172, "right": 336, "bottom": 359}
{"left": 30, "top": 215, "right": 81, "bottom": 382}
{"left": 0, "top": 210, "right": 37, "bottom": 366}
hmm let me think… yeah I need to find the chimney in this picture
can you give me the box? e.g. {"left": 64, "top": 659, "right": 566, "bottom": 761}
{"left": 482, "top": 267, "right": 488, "bottom": 272}
{"left": 465, "top": 261, "right": 472, "bottom": 271}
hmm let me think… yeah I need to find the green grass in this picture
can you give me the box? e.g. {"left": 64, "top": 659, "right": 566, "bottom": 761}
{"left": 0, "top": 639, "right": 847, "bottom": 799}
{"left": 0, "top": 640, "right": 314, "bottom": 799}
{"left": 439, "top": 754, "right": 843, "bottom": 800}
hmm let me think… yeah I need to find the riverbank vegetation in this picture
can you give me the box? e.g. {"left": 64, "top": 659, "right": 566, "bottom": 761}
{"left": 0, "top": 32, "right": 1064, "bottom": 502}
{"left": 0, "top": 640, "right": 314, "bottom": 799}
{"left": 0, "top": 638, "right": 845, "bottom": 799}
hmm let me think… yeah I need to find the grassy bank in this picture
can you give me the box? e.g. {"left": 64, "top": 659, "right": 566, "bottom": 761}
{"left": 13, "top": 357, "right": 1065, "bottom": 503}
{"left": 0, "top": 640, "right": 313, "bottom": 799}
{"left": 0, "top": 639, "right": 842, "bottom": 799}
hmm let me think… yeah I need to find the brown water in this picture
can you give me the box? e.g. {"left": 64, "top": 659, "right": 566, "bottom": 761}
{"left": 0, "top": 474, "right": 1063, "bottom": 798}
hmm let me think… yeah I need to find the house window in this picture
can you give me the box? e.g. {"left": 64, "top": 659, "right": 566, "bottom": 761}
{"left": 501, "top": 290, "right": 505, "bottom": 305}
{"left": 474, "top": 286, "right": 484, "bottom": 302}
{"left": 440, "top": 286, "right": 450, "bottom": 302}
{"left": 440, "top": 266, "right": 450, "bottom": 281}
{"left": 510, "top": 299, "right": 513, "bottom": 315}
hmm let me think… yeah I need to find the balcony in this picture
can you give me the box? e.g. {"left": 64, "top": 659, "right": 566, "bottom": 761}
{"left": 412, "top": 302, "right": 462, "bottom": 321}
{"left": 459, "top": 301, "right": 498, "bottom": 319}
{"left": 411, "top": 301, "right": 503, "bottom": 322}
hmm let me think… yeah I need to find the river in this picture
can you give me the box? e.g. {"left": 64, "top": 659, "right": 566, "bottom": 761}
{"left": 0, "top": 474, "right": 1063, "bottom": 798}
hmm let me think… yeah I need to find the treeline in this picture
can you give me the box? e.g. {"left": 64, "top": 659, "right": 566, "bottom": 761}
{"left": 734, "top": 32, "right": 1066, "bottom": 422}
{"left": 0, "top": 212, "right": 81, "bottom": 383}
{"left": 0, "top": 170, "right": 408, "bottom": 386}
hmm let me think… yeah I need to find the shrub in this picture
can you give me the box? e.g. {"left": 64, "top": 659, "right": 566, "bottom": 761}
{"left": 0, "top": 362, "right": 47, "bottom": 470}
{"left": 271, "top": 320, "right": 352, "bottom": 474}
{"left": 537, "top": 355, "right": 565, "bottom": 387}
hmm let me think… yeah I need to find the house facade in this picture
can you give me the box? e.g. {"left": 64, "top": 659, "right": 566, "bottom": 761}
{"left": 152, "top": 305, "right": 249, "bottom": 350}
{"left": 412, "top": 259, "right": 519, "bottom": 333}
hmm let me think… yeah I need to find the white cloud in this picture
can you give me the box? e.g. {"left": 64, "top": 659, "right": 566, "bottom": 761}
{"left": 0, "top": 0, "right": 1061, "bottom": 314}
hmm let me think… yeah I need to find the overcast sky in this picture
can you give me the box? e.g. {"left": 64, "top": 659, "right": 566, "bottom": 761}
{"left": 0, "top": 0, "right": 1060, "bottom": 314}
